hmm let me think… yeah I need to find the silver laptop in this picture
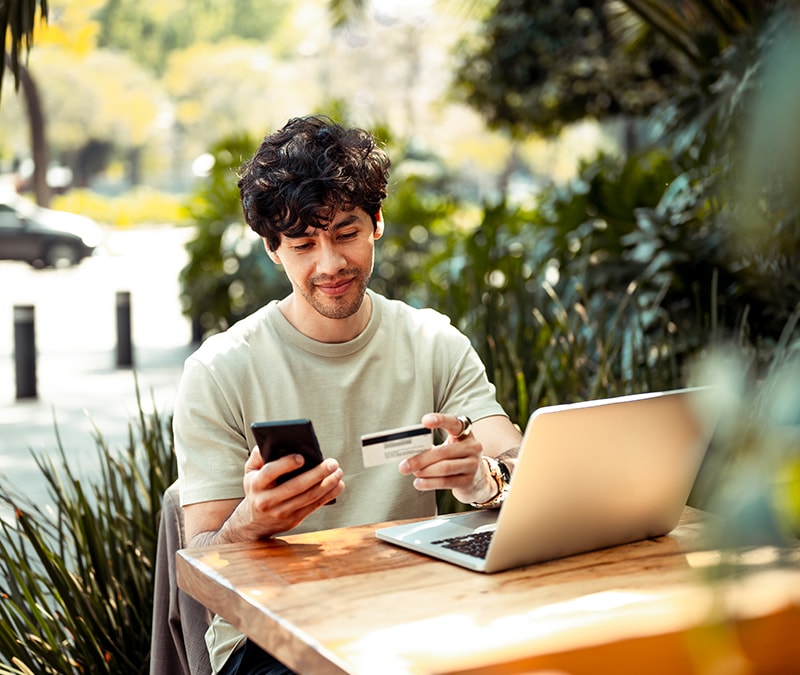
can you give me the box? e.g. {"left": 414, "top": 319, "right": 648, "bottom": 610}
{"left": 376, "top": 386, "right": 718, "bottom": 573}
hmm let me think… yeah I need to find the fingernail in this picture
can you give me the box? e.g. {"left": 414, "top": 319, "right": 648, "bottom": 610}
{"left": 398, "top": 459, "right": 410, "bottom": 474}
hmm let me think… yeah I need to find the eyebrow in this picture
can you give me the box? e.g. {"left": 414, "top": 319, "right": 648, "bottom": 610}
{"left": 296, "top": 214, "right": 361, "bottom": 238}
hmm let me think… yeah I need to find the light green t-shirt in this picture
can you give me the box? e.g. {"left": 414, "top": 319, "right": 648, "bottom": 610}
{"left": 173, "top": 290, "right": 506, "bottom": 672}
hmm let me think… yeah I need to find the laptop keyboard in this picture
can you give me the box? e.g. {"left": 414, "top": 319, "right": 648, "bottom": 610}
{"left": 432, "top": 530, "right": 494, "bottom": 559}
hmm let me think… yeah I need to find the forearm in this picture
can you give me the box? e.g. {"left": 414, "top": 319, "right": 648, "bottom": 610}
{"left": 184, "top": 497, "right": 267, "bottom": 548}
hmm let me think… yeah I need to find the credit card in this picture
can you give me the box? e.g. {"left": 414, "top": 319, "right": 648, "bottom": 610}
{"left": 361, "top": 424, "right": 433, "bottom": 468}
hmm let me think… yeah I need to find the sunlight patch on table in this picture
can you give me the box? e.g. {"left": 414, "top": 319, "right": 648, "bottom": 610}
{"left": 334, "top": 588, "right": 710, "bottom": 673}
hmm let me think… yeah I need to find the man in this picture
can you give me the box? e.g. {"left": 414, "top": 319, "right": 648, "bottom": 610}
{"left": 173, "top": 115, "right": 522, "bottom": 674}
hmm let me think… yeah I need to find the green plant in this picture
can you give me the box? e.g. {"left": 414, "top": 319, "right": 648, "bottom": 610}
{"left": 0, "top": 387, "right": 176, "bottom": 674}
{"left": 687, "top": 305, "right": 800, "bottom": 538}
{"left": 179, "top": 133, "right": 292, "bottom": 339}
{"left": 414, "top": 150, "right": 692, "bottom": 426}
{"left": 451, "top": 0, "right": 800, "bottom": 387}
{"left": 426, "top": 189, "right": 687, "bottom": 514}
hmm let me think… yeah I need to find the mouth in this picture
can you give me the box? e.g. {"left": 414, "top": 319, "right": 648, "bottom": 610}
{"left": 316, "top": 277, "right": 354, "bottom": 296}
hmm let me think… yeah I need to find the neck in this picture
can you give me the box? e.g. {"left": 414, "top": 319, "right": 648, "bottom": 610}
{"left": 278, "top": 292, "right": 372, "bottom": 343}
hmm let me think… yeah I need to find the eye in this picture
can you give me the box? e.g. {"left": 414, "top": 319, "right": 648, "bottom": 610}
{"left": 291, "top": 241, "right": 314, "bottom": 252}
{"left": 338, "top": 230, "right": 359, "bottom": 241}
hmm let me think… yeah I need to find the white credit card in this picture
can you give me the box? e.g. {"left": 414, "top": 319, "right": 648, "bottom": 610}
{"left": 361, "top": 424, "right": 433, "bottom": 468}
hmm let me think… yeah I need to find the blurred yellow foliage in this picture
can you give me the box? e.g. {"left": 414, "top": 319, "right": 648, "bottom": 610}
{"left": 51, "top": 187, "right": 190, "bottom": 228}
{"left": 34, "top": 0, "right": 104, "bottom": 56}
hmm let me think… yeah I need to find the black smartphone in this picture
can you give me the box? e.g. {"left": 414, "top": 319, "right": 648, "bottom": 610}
{"left": 251, "top": 418, "right": 324, "bottom": 484}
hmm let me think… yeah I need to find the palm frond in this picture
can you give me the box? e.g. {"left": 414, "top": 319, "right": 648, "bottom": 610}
{"left": 0, "top": 0, "right": 48, "bottom": 105}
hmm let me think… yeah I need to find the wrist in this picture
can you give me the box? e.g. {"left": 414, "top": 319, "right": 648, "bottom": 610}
{"left": 213, "top": 500, "right": 273, "bottom": 545}
{"left": 470, "top": 456, "right": 511, "bottom": 509}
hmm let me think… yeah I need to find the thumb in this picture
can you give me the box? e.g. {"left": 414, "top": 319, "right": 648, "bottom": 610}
{"left": 245, "top": 445, "right": 265, "bottom": 471}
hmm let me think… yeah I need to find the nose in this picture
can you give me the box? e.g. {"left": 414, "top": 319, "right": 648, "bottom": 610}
{"left": 316, "top": 238, "right": 346, "bottom": 275}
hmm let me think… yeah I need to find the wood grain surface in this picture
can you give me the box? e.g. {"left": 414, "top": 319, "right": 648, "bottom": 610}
{"left": 177, "top": 508, "right": 800, "bottom": 674}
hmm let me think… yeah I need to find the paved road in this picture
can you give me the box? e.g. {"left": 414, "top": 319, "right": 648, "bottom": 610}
{"left": 0, "top": 225, "right": 195, "bottom": 520}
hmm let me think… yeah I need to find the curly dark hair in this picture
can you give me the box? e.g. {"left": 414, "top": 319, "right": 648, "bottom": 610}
{"left": 238, "top": 115, "right": 391, "bottom": 251}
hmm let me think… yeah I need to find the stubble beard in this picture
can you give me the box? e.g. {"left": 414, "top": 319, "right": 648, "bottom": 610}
{"left": 302, "top": 267, "right": 371, "bottom": 320}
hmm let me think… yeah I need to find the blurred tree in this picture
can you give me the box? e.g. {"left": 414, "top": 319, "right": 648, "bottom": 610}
{"left": 23, "top": 45, "right": 164, "bottom": 188}
{"left": 453, "top": 0, "right": 772, "bottom": 146}
{"left": 453, "top": 0, "right": 678, "bottom": 139}
{"left": 2, "top": 0, "right": 166, "bottom": 194}
{"left": 94, "top": 0, "right": 292, "bottom": 74}
{"left": 3, "top": 52, "right": 48, "bottom": 203}
{"left": 2, "top": 0, "right": 49, "bottom": 203}
{"left": 0, "top": 0, "right": 48, "bottom": 102}
{"left": 162, "top": 40, "right": 321, "bottom": 166}
{"left": 455, "top": 0, "right": 800, "bottom": 344}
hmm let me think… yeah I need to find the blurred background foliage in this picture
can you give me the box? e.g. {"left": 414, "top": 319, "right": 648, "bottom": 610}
{"left": 2, "top": 0, "right": 800, "bottom": 671}
{"left": 172, "top": 0, "right": 800, "bottom": 495}
{"left": 176, "top": 0, "right": 800, "bottom": 540}
{"left": 168, "top": 1, "right": 799, "bottom": 389}
{"left": 180, "top": 133, "right": 291, "bottom": 339}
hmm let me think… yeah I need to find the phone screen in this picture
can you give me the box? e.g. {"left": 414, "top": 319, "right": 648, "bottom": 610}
{"left": 251, "top": 419, "right": 324, "bottom": 484}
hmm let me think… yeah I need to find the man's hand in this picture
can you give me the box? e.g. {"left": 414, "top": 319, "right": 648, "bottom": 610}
{"left": 398, "top": 413, "right": 520, "bottom": 506}
{"left": 240, "top": 446, "right": 344, "bottom": 533}
{"left": 184, "top": 446, "right": 345, "bottom": 546}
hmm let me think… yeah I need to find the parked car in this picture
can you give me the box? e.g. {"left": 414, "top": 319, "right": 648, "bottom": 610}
{"left": 0, "top": 194, "right": 103, "bottom": 268}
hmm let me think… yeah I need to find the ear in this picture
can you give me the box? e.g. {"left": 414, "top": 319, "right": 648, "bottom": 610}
{"left": 374, "top": 210, "right": 384, "bottom": 240}
{"left": 264, "top": 239, "right": 281, "bottom": 264}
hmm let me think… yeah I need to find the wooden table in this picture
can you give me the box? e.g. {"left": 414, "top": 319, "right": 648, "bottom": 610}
{"left": 177, "top": 508, "right": 800, "bottom": 674}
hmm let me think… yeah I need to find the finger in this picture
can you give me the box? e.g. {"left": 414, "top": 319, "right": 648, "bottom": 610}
{"left": 260, "top": 476, "right": 346, "bottom": 532}
{"left": 399, "top": 441, "right": 459, "bottom": 474}
{"left": 298, "top": 467, "right": 344, "bottom": 509}
{"left": 400, "top": 442, "right": 483, "bottom": 485}
{"left": 289, "top": 458, "right": 340, "bottom": 493}
{"left": 421, "top": 412, "right": 468, "bottom": 439}
{"left": 412, "top": 463, "right": 480, "bottom": 492}
{"left": 259, "top": 453, "right": 305, "bottom": 487}
{"left": 252, "top": 461, "right": 344, "bottom": 522}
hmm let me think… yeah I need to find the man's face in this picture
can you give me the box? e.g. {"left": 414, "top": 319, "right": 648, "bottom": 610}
{"left": 267, "top": 208, "right": 383, "bottom": 321}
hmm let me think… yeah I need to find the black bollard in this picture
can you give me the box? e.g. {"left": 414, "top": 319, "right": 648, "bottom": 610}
{"left": 14, "top": 305, "right": 37, "bottom": 399}
{"left": 116, "top": 291, "right": 133, "bottom": 368}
